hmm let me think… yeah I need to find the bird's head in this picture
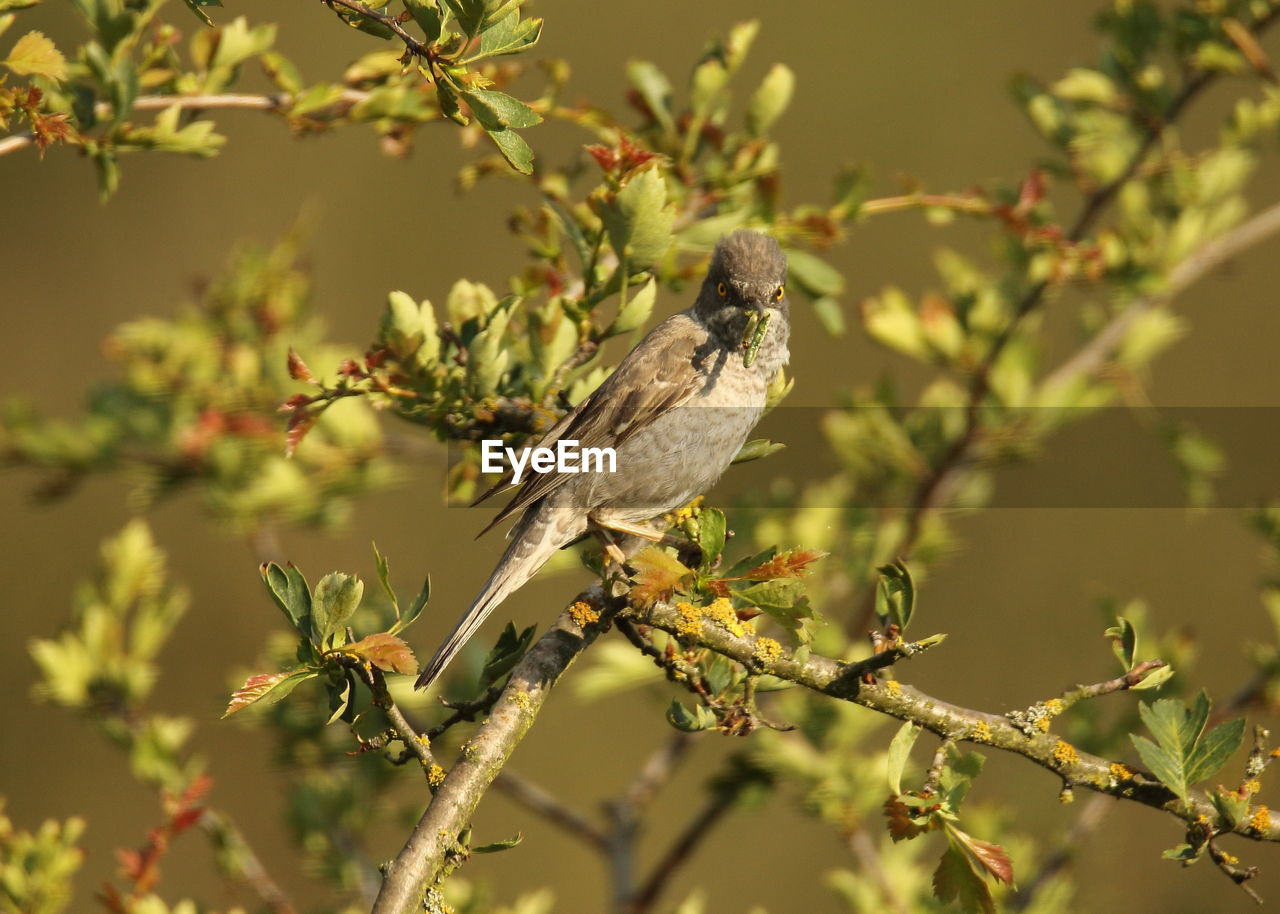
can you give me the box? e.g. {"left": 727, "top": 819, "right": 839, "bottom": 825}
{"left": 695, "top": 230, "right": 790, "bottom": 350}
{"left": 696, "top": 229, "right": 789, "bottom": 320}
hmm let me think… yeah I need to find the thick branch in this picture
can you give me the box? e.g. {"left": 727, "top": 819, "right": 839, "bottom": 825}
{"left": 371, "top": 590, "right": 616, "bottom": 914}
{"left": 636, "top": 599, "right": 1280, "bottom": 843}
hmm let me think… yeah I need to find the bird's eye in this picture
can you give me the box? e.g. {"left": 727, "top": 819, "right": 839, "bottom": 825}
{"left": 774, "top": 285, "right": 785, "bottom": 301}
{"left": 716, "top": 282, "right": 728, "bottom": 297}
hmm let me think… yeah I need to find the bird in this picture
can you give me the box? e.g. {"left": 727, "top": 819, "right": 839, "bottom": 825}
{"left": 415, "top": 229, "right": 791, "bottom": 691}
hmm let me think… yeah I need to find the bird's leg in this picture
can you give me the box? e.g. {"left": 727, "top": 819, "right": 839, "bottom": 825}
{"left": 592, "top": 516, "right": 703, "bottom": 569}
{"left": 588, "top": 521, "right": 629, "bottom": 567}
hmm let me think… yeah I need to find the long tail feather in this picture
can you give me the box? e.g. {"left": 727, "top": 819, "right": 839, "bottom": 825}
{"left": 414, "top": 507, "right": 577, "bottom": 691}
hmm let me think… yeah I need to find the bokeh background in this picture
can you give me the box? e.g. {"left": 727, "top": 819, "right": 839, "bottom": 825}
{"left": 3, "top": 1, "right": 1280, "bottom": 911}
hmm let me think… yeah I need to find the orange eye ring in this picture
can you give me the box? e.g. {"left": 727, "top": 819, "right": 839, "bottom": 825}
{"left": 716, "top": 281, "right": 728, "bottom": 297}
{"left": 774, "top": 285, "right": 785, "bottom": 301}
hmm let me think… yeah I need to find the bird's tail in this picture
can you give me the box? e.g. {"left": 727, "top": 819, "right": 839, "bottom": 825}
{"left": 414, "top": 507, "right": 578, "bottom": 691}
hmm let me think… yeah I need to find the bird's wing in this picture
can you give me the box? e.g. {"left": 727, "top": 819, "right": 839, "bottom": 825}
{"left": 475, "top": 312, "right": 711, "bottom": 537}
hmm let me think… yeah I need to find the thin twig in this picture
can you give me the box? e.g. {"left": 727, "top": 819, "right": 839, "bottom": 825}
{"left": 625, "top": 788, "right": 738, "bottom": 914}
{"left": 849, "top": 6, "right": 1280, "bottom": 634}
{"left": 0, "top": 90, "right": 370, "bottom": 157}
{"left": 1042, "top": 197, "right": 1280, "bottom": 392}
{"left": 492, "top": 770, "right": 610, "bottom": 852}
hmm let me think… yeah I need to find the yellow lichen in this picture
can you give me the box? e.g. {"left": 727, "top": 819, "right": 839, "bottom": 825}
{"left": 568, "top": 600, "right": 600, "bottom": 628}
{"left": 1245, "top": 779, "right": 1262, "bottom": 795}
{"left": 885, "top": 679, "right": 902, "bottom": 696}
{"left": 509, "top": 690, "right": 533, "bottom": 712}
{"left": 1035, "top": 716, "right": 1052, "bottom": 733}
{"left": 752, "top": 636, "right": 784, "bottom": 666}
{"left": 704, "top": 597, "right": 746, "bottom": 637}
{"left": 1221, "top": 851, "right": 1240, "bottom": 865}
{"left": 1251, "top": 805, "right": 1272, "bottom": 833}
{"left": 972, "top": 720, "right": 992, "bottom": 742}
{"left": 1109, "top": 762, "right": 1135, "bottom": 781}
{"left": 1043, "top": 698, "right": 1063, "bottom": 715}
{"left": 1053, "top": 740, "right": 1078, "bottom": 766}
{"left": 427, "top": 765, "right": 446, "bottom": 787}
{"left": 663, "top": 496, "right": 705, "bottom": 526}
{"left": 1271, "top": 748, "right": 1280, "bottom": 758}
{"left": 675, "top": 601, "right": 702, "bottom": 639}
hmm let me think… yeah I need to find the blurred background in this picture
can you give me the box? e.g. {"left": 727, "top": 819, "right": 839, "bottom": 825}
{"left": 3, "top": 1, "right": 1280, "bottom": 911}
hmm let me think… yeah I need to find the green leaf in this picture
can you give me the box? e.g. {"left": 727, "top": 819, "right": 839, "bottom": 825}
{"left": 666, "top": 698, "right": 716, "bottom": 732}
{"left": 477, "top": 11, "right": 541, "bottom": 57}
{"left": 260, "top": 562, "right": 313, "bottom": 640}
{"left": 0, "top": 0, "right": 41, "bottom": 10}
{"left": 461, "top": 87, "right": 541, "bottom": 129}
{"left": 181, "top": 0, "right": 222, "bottom": 27}
{"left": 223, "top": 668, "right": 318, "bottom": 717}
{"left": 435, "top": 79, "right": 468, "bottom": 125}
{"left": 1130, "top": 665, "right": 1175, "bottom": 691}
{"left": 786, "top": 249, "right": 845, "bottom": 298}
{"left": 479, "top": 622, "right": 537, "bottom": 687}
{"left": 608, "top": 275, "right": 656, "bottom": 337}
{"left": 373, "top": 542, "right": 397, "bottom": 610}
{"left": 737, "top": 579, "right": 815, "bottom": 631}
{"left": 325, "top": 672, "right": 355, "bottom": 724}
{"left": 395, "top": 574, "right": 431, "bottom": 634}
{"left": 746, "top": 62, "right": 794, "bottom": 135}
{"left": 812, "top": 296, "right": 845, "bottom": 335}
{"left": 932, "top": 844, "right": 996, "bottom": 914}
{"left": 600, "top": 166, "right": 676, "bottom": 270}
{"left": 1130, "top": 692, "right": 1245, "bottom": 803}
{"left": 484, "top": 125, "right": 534, "bottom": 174}
{"left": 627, "top": 60, "right": 675, "bottom": 134}
{"left": 886, "top": 721, "right": 921, "bottom": 795}
{"left": 404, "top": 0, "right": 445, "bottom": 43}
{"left": 1105, "top": 616, "right": 1137, "bottom": 670}
{"left": 731, "top": 438, "right": 785, "bottom": 464}
{"left": 4, "top": 30, "right": 67, "bottom": 79}
{"left": 875, "top": 560, "right": 916, "bottom": 631}
{"left": 694, "top": 507, "right": 727, "bottom": 571}
{"left": 442, "top": 0, "right": 484, "bottom": 37}
{"left": 472, "top": 833, "right": 523, "bottom": 853}
{"left": 312, "top": 572, "right": 364, "bottom": 646}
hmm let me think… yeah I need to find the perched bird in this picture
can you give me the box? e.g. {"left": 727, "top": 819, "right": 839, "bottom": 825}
{"left": 415, "top": 229, "right": 791, "bottom": 690}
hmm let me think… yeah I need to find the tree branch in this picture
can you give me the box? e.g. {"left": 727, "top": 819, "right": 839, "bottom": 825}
{"left": 848, "top": 5, "right": 1280, "bottom": 634}
{"left": 371, "top": 590, "right": 618, "bottom": 914}
{"left": 635, "top": 599, "right": 1280, "bottom": 843}
{"left": 1041, "top": 197, "right": 1280, "bottom": 393}
{"left": 492, "top": 770, "right": 610, "bottom": 852}
{"left": 0, "top": 91, "right": 371, "bottom": 158}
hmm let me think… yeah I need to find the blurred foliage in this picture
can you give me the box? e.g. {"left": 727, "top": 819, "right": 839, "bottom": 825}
{"left": 0, "top": 0, "right": 547, "bottom": 196}
{"left": 7, "top": 0, "right": 1280, "bottom": 912}
{"left": 2, "top": 232, "right": 393, "bottom": 534}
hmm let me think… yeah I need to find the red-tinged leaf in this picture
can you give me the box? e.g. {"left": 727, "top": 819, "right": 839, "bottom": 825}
{"left": 31, "top": 111, "right": 71, "bottom": 157}
{"left": 169, "top": 806, "right": 205, "bottom": 834}
{"left": 1018, "top": 168, "right": 1046, "bottom": 209}
{"left": 883, "top": 795, "right": 928, "bottom": 842}
{"left": 287, "top": 346, "right": 317, "bottom": 383}
{"left": 116, "top": 848, "right": 143, "bottom": 882}
{"left": 742, "top": 548, "right": 826, "bottom": 581}
{"left": 338, "top": 358, "right": 366, "bottom": 378}
{"left": 586, "top": 143, "right": 618, "bottom": 172}
{"left": 949, "top": 824, "right": 1015, "bottom": 885}
{"left": 223, "top": 669, "right": 316, "bottom": 717}
{"left": 348, "top": 631, "right": 418, "bottom": 675}
{"left": 629, "top": 546, "right": 691, "bottom": 606}
{"left": 179, "top": 773, "right": 213, "bottom": 809}
{"left": 284, "top": 409, "right": 317, "bottom": 457}
{"left": 705, "top": 578, "right": 730, "bottom": 599}
{"left": 933, "top": 845, "right": 995, "bottom": 914}
{"left": 618, "top": 132, "right": 659, "bottom": 172}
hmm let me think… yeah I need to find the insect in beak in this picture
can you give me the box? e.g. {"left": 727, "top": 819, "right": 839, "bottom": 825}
{"left": 741, "top": 309, "right": 771, "bottom": 367}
